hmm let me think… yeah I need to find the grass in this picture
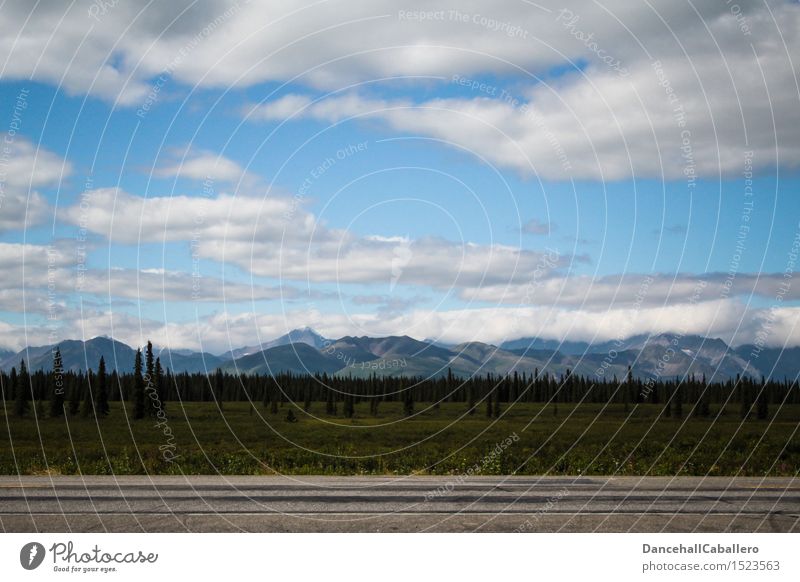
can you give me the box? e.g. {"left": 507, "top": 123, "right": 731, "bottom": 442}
{"left": 1, "top": 401, "right": 798, "bottom": 476}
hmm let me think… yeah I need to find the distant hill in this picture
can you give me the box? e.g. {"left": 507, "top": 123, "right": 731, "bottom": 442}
{"left": 220, "top": 327, "right": 328, "bottom": 360}
{"left": 2, "top": 331, "right": 798, "bottom": 381}
{"left": 223, "top": 343, "right": 342, "bottom": 375}
{"left": 0, "top": 337, "right": 135, "bottom": 373}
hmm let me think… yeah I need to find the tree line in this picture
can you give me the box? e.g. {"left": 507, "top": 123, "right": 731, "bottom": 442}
{"left": 1, "top": 344, "right": 797, "bottom": 422}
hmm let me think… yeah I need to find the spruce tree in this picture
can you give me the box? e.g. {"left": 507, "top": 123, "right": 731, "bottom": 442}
{"left": 81, "top": 371, "right": 94, "bottom": 418}
{"left": 738, "top": 375, "right": 750, "bottom": 420}
{"left": 214, "top": 368, "right": 225, "bottom": 411}
{"left": 9, "top": 367, "right": 17, "bottom": 402}
{"left": 146, "top": 341, "right": 157, "bottom": 416}
{"left": 325, "top": 387, "right": 335, "bottom": 415}
{"left": 49, "top": 347, "right": 65, "bottom": 417}
{"left": 403, "top": 389, "right": 414, "bottom": 416}
{"left": 68, "top": 376, "right": 81, "bottom": 416}
{"left": 132, "top": 349, "right": 145, "bottom": 419}
{"left": 756, "top": 382, "right": 769, "bottom": 420}
{"left": 14, "top": 360, "right": 30, "bottom": 417}
{"left": 96, "top": 356, "right": 109, "bottom": 416}
{"left": 344, "top": 393, "right": 355, "bottom": 418}
{"left": 155, "top": 357, "right": 164, "bottom": 412}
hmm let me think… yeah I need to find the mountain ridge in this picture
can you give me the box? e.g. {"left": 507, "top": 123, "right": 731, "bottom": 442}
{"left": 1, "top": 330, "right": 796, "bottom": 381}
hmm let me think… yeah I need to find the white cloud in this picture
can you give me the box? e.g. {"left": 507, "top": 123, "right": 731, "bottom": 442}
{"left": 1, "top": 1, "right": 796, "bottom": 179}
{"left": 3, "top": 298, "right": 794, "bottom": 354}
{"left": 154, "top": 151, "right": 246, "bottom": 183}
{"left": 0, "top": 137, "right": 69, "bottom": 232}
{"left": 61, "top": 187, "right": 568, "bottom": 290}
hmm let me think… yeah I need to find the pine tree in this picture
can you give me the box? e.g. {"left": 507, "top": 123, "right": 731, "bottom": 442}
{"left": 756, "top": 382, "right": 769, "bottom": 420}
{"left": 214, "top": 368, "right": 224, "bottom": 411}
{"left": 96, "top": 356, "right": 109, "bottom": 416}
{"left": 344, "top": 394, "right": 355, "bottom": 418}
{"left": 738, "top": 375, "right": 750, "bottom": 420}
{"left": 674, "top": 382, "right": 683, "bottom": 418}
{"left": 146, "top": 341, "right": 157, "bottom": 417}
{"left": 325, "top": 387, "right": 335, "bottom": 415}
{"left": 132, "top": 349, "right": 145, "bottom": 419}
{"left": 14, "top": 360, "right": 30, "bottom": 417}
{"left": 68, "top": 376, "right": 81, "bottom": 416}
{"left": 155, "top": 357, "right": 164, "bottom": 413}
{"left": 9, "top": 367, "right": 17, "bottom": 402}
{"left": 81, "top": 371, "right": 94, "bottom": 418}
{"left": 467, "top": 384, "right": 476, "bottom": 415}
{"left": 49, "top": 347, "right": 65, "bottom": 417}
{"left": 403, "top": 388, "right": 414, "bottom": 416}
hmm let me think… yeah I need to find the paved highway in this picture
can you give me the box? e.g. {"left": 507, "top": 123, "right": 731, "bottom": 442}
{"left": 1, "top": 476, "right": 797, "bottom": 532}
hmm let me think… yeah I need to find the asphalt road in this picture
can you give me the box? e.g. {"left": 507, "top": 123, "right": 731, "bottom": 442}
{"left": 1, "top": 476, "right": 798, "bottom": 532}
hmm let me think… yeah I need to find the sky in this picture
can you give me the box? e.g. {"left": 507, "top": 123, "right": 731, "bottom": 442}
{"left": 0, "top": 0, "right": 799, "bottom": 354}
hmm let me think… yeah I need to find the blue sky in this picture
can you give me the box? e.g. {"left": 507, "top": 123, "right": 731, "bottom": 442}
{"left": 0, "top": 0, "right": 798, "bottom": 353}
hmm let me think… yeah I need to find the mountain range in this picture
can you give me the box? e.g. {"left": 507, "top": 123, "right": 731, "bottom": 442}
{"left": 0, "top": 329, "right": 797, "bottom": 381}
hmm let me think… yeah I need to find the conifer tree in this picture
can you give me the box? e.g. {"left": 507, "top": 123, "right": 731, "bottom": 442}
{"left": 155, "top": 357, "right": 164, "bottom": 412}
{"left": 403, "top": 388, "right": 414, "bottom": 416}
{"left": 14, "top": 361, "right": 30, "bottom": 417}
{"left": 132, "top": 349, "right": 146, "bottom": 419}
{"left": 756, "top": 380, "right": 768, "bottom": 420}
{"left": 214, "top": 368, "right": 224, "bottom": 411}
{"left": 49, "top": 347, "right": 65, "bottom": 417}
{"left": 81, "top": 370, "right": 94, "bottom": 418}
{"left": 68, "top": 376, "right": 81, "bottom": 416}
{"left": 96, "top": 356, "right": 109, "bottom": 416}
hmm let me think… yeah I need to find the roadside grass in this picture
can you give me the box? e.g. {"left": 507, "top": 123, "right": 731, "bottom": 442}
{"left": 1, "top": 402, "right": 797, "bottom": 476}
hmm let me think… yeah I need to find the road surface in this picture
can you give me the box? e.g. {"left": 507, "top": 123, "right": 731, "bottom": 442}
{"left": 1, "top": 475, "right": 797, "bottom": 532}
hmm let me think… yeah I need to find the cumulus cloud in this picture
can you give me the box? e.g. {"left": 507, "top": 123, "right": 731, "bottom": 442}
{"left": 1, "top": 1, "right": 796, "bottom": 179}
{"left": 0, "top": 137, "right": 69, "bottom": 232}
{"left": 154, "top": 151, "right": 247, "bottom": 183}
{"left": 61, "top": 187, "right": 569, "bottom": 290}
{"left": 2, "top": 298, "right": 794, "bottom": 354}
